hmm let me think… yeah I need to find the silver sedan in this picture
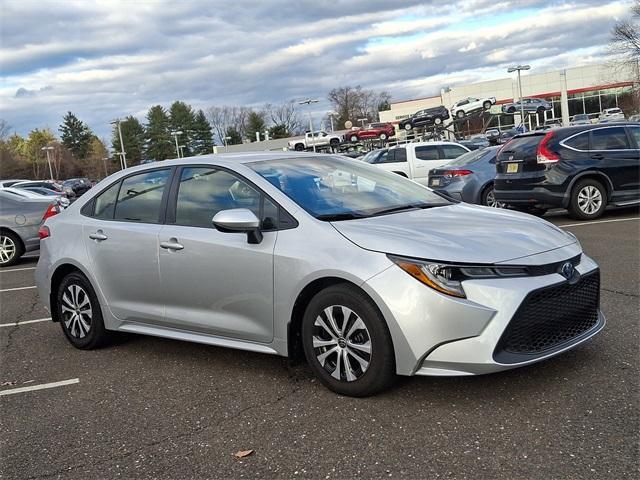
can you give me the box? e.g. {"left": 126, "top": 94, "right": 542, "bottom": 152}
{"left": 36, "top": 153, "right": 604, "bottom": 396}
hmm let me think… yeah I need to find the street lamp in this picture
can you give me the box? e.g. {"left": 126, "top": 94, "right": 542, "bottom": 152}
{"left": 110, "top": 120, "right": 127, "bottom": 169}
{"left": 327, "top": 111, "right": 338, "bottom": 132}
{"left": 170, "top": 130, "right": 183, "bottom": 158}
{"left": 40, "top": 146, "right": 54, "bottom": 180}
{"left": 298, "top": 99, "right": 319, "bottom": 152}
{"left": 508, "top": 65, "right": 531, "bottom": 131}
{"left": 178, "top": 144, "right": 186, "bottom": 158}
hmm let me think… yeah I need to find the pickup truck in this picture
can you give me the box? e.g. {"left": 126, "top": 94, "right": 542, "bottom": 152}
{"left": 289, "top": 131, "right": 342, "bottom": 151}
{"left": 367, "top": 141, "right": 470, "bottom": 185}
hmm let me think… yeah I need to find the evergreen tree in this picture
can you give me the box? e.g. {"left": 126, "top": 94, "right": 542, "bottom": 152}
{"left": 59, "top": 111, "right": 93, "bottom": 159}
{"left": 111, "top": 116, "right": 145, "bottom": 166}
{"left": 268, "top": 124, "right": 289, "bottom": 139}
{"left": 245, "top": 110, "right": 266, "bottom": 142}
{"left": 225, "top": 126, "right": 242, "bottom": 145}
{"left": 191, "top": 109, "right": 214, "bottom": 155}
{"left": 145, "top": 105, "right": 174, "bottom": 161}
{"left": 169, "top": 101, "right": 196, "bottom": 156}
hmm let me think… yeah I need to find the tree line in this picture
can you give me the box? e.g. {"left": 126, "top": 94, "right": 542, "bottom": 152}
{"left": 0, "top": 85, "right": 391, "bottom": 181}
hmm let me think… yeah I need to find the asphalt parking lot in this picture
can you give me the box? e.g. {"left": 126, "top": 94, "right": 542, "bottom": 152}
{"left": 1, "top": 208, "right": 638, "bottom": 479}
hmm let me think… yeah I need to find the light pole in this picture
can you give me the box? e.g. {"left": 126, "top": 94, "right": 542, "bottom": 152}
{"left": 41, "top": 146, "right": 54, "bottom": 180}
{"left": 508, "top": 65, "right": 531, "bottom": 131}
{"left": 298, "top": 99, "right": 319, "bottom": 152}
{"left": 328, "top": 111, "right": 338, "bottom": 132}
{"left": 102, "top": 157, "right": 109, "bottom": 177}
{"left": 110, "top": 120, "right": 127, "bottom": 169}
{"left": 170, "top": 130, "right": 183, "bottom": 158}
{"left": 178, "top": 144, "right": 185, "bottom": 158}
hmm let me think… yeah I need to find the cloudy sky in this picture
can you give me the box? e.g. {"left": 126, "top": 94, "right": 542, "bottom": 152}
{"left": 0, "top": 0, "right": 632, "bottom": 140}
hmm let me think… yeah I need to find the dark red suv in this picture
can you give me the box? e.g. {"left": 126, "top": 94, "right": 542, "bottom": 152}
{"left": 344, "top": 122, "right": 395, "bottom": 142}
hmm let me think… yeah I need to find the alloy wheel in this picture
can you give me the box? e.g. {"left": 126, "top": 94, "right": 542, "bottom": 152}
{"left": 0, "top": 235, "right": 17, "bottom": 265}
{"left": 577, "top": 185, "right": 602, "bottom": 215}
{"left": 312, "top": 305, "right": 371, "bottom": 382}
{"left": 485, "top": 188, "right": 505, "bottom": 208}
{"left": 61, "top": 284, "right": 93, "bottom": 338}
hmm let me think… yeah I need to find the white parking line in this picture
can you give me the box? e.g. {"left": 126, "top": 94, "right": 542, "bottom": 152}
{"left": 0, "top": 267, "right": 36, "bottom": 273}
{"left": 0, "top": 378, "right": 79, "bottom": 397}
{"left": 0, "top": 286, "right": 37, "bottom": 293}
{"left": 559, "top": 217, "right": 640, "bottom": 228}
{"left": 0, "top": 317, "right": 51, "bottom": 328}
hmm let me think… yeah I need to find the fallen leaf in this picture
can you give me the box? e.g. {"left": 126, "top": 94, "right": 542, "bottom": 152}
{"left": 233, "top": 449, "right": 254, "bottom": 459}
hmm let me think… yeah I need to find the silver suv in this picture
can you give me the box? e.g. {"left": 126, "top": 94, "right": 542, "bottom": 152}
{"left": 36, "top": 153, "right": 604, "bottom": 396}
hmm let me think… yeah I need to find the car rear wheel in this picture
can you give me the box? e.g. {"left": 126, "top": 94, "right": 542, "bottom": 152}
{"left": 0, "top": 231, "right": 23, "bottom": 267}
{"left": 483, "top": 101, "right": 492, "bottom": 110}
{"left": 379, "top": 133, "right": 388, "bottom": 140}
{"left": 350, "top": 135, "right": 358, "bottom": 142}
{"left": 434, "top": 117, "right": 443, "bottom": 125}
{"left": 404, "top": 123, "right": 412, "bottom": 131}
{"left": 57, "top": 272, "right": 109, "bottom": 349}
{"left": 456, "top": 110, "right": 465, "bottom": 119}
{"left": 294, "top": 143, "right": 304, "bottom": 151}
{"left": 569, "top": 179, "right": 607, "bottom": 220}
{"left": 302, "top": 284, "right": 395, "bottom": 397}
{"left": 481, "top": 184, "right": 504, "bottom": 208}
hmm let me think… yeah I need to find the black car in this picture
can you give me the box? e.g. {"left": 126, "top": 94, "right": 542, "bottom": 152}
{"left": 398, "top": 106, "right": 450, "bottom": 131}
{"left": 495, "top": 123, "right": 640, "bottom": 219}
{"left": 62, "top": 178, "right": 92, "bottom": 196}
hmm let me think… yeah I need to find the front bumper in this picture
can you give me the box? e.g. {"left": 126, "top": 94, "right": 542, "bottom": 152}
{"left": 364, "top": 245, "right": 603, "bottom": 376}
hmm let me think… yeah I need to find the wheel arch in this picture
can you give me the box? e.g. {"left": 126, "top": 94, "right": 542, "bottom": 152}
{"left": 0, "top": 227, "right": 25, "bottom": 251}
{"left": 563, "top": 171, "right": 613, "bottom": 208}
{"left": 48, "top": 262, "right": 95, "bottom": 323}
{"left": 478, "top": 180, "right": 495, "bottom": 205}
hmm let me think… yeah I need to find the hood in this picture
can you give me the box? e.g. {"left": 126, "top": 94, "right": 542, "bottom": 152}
{"left": 331, "top": 203, "right": 577, "bottom": 264}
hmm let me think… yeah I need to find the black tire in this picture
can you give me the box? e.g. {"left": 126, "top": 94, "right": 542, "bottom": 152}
{"left": 56, "top": 272, "right": 109, "bottom": 349}
{"left": 350, "top": 135, "right": 358, "bottom": 142}
{"left": 434, "top": 117, "right": 443, "bottom": 125}
{"left": 294, "top": 143, "right": 305, "bottom": 151}
{"left": 379, "top": 133, "right": 388, "bottom": 141}
{"left": 537, "top": 107, "right": 545, "bottom": 115}
{"left": 508, "top": 107, "right": 516, "bottom": 114}
{"left": 404, "top": 123, "right": 412, "bottom": 131}
{"left": 0, "top": 230, "right": 24, "bottom": 267}
{"left": 330, "top": 138, "right": 340, "bottom": 147}
{"left": 483, "top": 101, "right": 492, "bottom": 110}
{"left": 456, "top": 110, "right": 465, "bottom": 119}
{"left": 302, "top": 284, "right": 396, "bottom": 397}
{"left": 481, "top": 184, "right": 501, "bottom": 208}
{"left": 568, "top": 178, "right": 607, "bottom": 220}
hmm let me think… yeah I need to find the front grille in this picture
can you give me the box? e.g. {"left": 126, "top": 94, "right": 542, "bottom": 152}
{"left": 494, "top": 270, "right": 600, "bottom": 363}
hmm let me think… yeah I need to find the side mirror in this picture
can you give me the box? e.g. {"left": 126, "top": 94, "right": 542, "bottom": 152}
{"left": 212, "top": 208, "right": 263, "bottom": 244}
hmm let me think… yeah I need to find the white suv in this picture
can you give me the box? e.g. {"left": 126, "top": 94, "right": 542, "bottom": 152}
{"left": 451, "top": 97, "right": 496, "bottom": 119}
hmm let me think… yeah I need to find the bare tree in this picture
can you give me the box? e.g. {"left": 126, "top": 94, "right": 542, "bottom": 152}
{"left": 0, "top": 119, "right": 11, "bottom": 142}
{"left": 328, "top": 86, "right": 392, "bottom": 128}
{"left": 264, "top": 101, "right": 302, "bottom": 135}
{"left": 206, "top": 106, "right": 252, "bottom": 143}
{"left": 610, "top": 0, "right": 640, "bottom": 79}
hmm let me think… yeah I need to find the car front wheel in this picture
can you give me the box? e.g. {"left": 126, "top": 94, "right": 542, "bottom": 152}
{"left": 57, "top": 272, "right": 109, "bottom": 349}
{"left": 483, "top": 101, "right": 492, "bottom": 110}
{"left": 302, "top": 284, "right": 395, "bottom": 397}
{"left": 350, "top": 135, "right": 358, "bottom": 142}
{"left": 456, "top": 110, "right": 465, "bottom": 119}
{"left": 404, "top": 123, "right": 412, "bottom": 131}
{"left": 569, "top": 179, "right": 607, "bottom": 220}
{"left": 434, "top": 117, "right": 442, "bottom": 125}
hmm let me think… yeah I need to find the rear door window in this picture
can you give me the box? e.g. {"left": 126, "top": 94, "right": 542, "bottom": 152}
{"left": 591, "top": 127, "right": 630, "bottom": 150}
{"left": 93, "top": 182, "right": 121, "bottom": 219}
{"left": 629, "top": 126, "right": 640, "bottom": 148}
{"left": 415, "top": 145, "right": 439, "bottom": 160}
{"left": 113, "top": 169, "right": 171, "bottom": 223}
{"left": 440, "top": 145, "right": 468, "bottom": 159}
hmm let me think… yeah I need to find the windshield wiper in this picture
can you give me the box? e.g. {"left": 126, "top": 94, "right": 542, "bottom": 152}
{"left": 368, "top": 203, "right": 447, "bottom": 217}
{"left": 316, "top": 212, "right": 367, "bottom": 221}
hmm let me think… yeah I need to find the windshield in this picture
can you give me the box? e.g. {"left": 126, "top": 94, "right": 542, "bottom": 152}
{"left": 249, "top": 156, "right": 451, "bottom": 221}
{"left": 444, "top": 147, "right": 497, "bottom": 167}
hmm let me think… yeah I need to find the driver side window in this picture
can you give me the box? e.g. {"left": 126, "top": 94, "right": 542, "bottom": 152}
{"left": 174, "top": 167, "right": 277, "bottom": 229}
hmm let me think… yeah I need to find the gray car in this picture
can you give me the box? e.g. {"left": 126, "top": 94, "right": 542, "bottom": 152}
{"left": 502, "top": 98, "right": 552, "bottom": 115}
{"left": 428, "top": 146, "right": 501, "bottom": 207}
{"left": 0, "top": 190, "right": 57, "bottom": 266}
{"left": 36, "top": 152, "right": 604, "bottom": 396}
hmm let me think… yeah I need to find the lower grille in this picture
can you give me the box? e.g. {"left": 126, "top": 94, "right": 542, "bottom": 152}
{"left": 494, "top": 270, "right": 600, "bottom": 363}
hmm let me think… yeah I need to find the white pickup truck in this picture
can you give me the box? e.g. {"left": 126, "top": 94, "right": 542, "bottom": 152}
{"left": 366, "top": 141, "right": 470, "bottom": 185}
{"left": 289, "top": 131, "right": 342, "bottom": 151}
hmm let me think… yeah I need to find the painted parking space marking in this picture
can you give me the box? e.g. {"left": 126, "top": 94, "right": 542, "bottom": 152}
{"left": 0, "top": 286, "right": 37, "bottom": 293}
{"left": 0, "top": 378, "right": 79, "bottom": 397}
{"left": 0, "top": 317, "right": 51, "bottom": 328}
{"left": 0, "top": 267, "right": 37, "bottom": 273}
{"left": 559, "top": 217, "right": 640, "bottom": 228}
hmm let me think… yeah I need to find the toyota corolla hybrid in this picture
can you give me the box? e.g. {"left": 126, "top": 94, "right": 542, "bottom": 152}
{"left": 36, "top": 153, "right": 604, "bottom": 396}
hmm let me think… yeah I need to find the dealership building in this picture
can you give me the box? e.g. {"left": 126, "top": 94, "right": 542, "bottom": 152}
{"left": 379, "top": 62, "right": 637, "bottom": 134}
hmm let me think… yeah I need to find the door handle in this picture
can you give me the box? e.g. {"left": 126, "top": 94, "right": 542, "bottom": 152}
{"left": 591, "top": 153, "right": 604, "bottom": 160}
{"left": 160, "top": 240, "right": 184, "bottom": 251}
{"left": 89, "top": 231, "right": 108, "bottom": 241}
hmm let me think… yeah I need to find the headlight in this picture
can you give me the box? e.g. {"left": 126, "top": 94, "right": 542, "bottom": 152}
{"left": 388, "top": 255, "right": 529, "bottom": 299}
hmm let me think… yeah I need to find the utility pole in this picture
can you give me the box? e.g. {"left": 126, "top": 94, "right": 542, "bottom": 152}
{"left": 41, "top": 146, "right": 54, "bottom": 180}
{"left": 298, "top": 99, "right": 319, "bottom": 152}
{"left": 110, "top": 120, "right": 128, "bottom": 169}
{"left": 508, "top": 65, "right": 530, "bottom": 132}
{"left": 170, "top": 130, "right": 183, "bottom": 158}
